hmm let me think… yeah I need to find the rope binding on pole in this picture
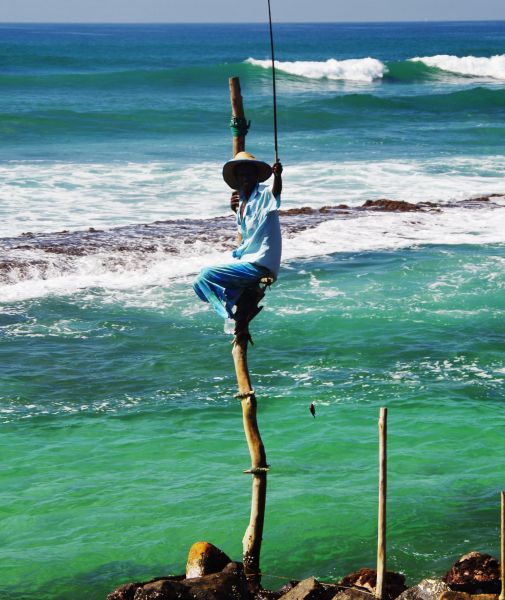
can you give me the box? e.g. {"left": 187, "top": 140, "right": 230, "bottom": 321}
{"left": 230, "top": 116, "right": 251, "bottom": 138}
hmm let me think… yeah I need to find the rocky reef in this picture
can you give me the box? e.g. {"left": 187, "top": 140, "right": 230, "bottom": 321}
{"left": 107, "top": 545, "right": 502, "bottom": 600}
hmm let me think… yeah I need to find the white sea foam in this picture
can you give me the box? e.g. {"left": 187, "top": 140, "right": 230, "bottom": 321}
{"left": 2, "top": 155, "right": 505, "bottom": 304}
{"left": 286, "top": 156, "right": 505, "bottom": 208}
{"left": 0, "top": 161, "right": 228, "bottom": 237}
{"left": 1, "top": 200, "right": 504, "bottom": 304}
{"left": 282, "top": 204, "right": 505, "bottom": 261}
{"left": 0, "top": 244, "right": 230, "bottom": 304}
{"left": 246, "top": 57, "right": 386, "bottom": 82}
{"left": 2, "top": 156, "right": 505, "bottom": 238}
{"left": 410, "top": 54, "right": 505, "bottom": 80}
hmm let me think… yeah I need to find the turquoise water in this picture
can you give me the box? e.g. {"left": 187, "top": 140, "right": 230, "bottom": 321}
{"left": 1, "top": 21, "right": 505, "bottom": 600}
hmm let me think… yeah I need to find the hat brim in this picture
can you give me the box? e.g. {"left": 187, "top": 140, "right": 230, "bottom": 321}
{"left": 222, "top": 159, "right": 272, "bottom": 190}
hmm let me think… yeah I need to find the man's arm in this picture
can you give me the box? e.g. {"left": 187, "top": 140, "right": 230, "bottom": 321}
{"left": 230, "top": 190, "right": 240, "bottom": 213}
{"left": 272, "top": 161, "right": 283, "bottom": 198}
{"left": 230, "top": 190, "right": 243, "bottom": 245}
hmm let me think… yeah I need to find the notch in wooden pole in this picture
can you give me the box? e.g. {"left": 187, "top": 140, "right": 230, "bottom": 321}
{"left": 376, "top": 407, "right": 387, "bottom": 600}
{"left": 500, "top": 491, "right": 505, "bottom": 600}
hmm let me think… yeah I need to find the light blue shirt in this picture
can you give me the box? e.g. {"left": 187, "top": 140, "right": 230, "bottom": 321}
{"left": 233, "top": 183, "right": 282, "bottom": 277}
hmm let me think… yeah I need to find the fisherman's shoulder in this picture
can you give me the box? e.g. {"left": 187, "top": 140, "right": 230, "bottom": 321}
{"left": 256, "top": 183, "right": 278, "bottom": 200}
{"left": 256, "top": 183, "right": 281, "bottom": 212}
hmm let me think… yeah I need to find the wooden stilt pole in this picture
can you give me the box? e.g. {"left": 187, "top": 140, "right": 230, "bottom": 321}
{"left": 232, "top": 336, "right": 268, "bottom": 588}
{"left": 376, "top": 407, "right": 387, "bottom": 600}
{"left": 500, "top": 491, "right": 505, "bottom": 600}
{"left": 229, "top": 77, "right": 249, "bottom": 157}
{"left": 228, "top": 78, "right": 266, "bottom": 588}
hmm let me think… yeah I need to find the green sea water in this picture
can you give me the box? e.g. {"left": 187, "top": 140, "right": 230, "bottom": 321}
{"left": 2, "top": 20, "right": 505, "bottom": 599}
{"left": 2, "top": 244, "right": 504, "bottom": 599}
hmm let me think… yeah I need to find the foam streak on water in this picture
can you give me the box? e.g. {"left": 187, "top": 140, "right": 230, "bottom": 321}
{"left": 0, "top": 161, "right": 227, "bottom": 236}
{"left": 1, "top": 199, "right": 503, "bottom": 304}
{"left": 1, "top": 156, "right": 505, "bottom": 237}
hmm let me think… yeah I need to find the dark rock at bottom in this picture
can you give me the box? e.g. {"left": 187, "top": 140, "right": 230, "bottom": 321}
{"left": 395, "top": 578, "right": 451, "bottom": 600}
{"left": 107, "top": 548, "right": 503, "bottom": 600}
{"left": 444, "top": 552, "right": 501, "bottom": 594}
{"left": 339, "top": 567, "right": 407, "bottom": 600}
{"left": 439, "top": 592, "right": 499, "bottom": 600}
{"left": 276, "top": 576, "right": 337, "bottom": 600}
{"left": 107, "top": 561, "right": 249, "bottom": 600}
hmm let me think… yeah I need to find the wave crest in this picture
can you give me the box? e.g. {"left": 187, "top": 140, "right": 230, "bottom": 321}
{"left": 246, "top": 57, "right": 386, "bottom": 82}
{"left": 410, "top": 54, "right": 505, "bottom": 80}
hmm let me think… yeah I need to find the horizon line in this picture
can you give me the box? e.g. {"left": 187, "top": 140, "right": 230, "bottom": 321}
{"left": 1, "top": 18, "right": 505, "bottom": 25}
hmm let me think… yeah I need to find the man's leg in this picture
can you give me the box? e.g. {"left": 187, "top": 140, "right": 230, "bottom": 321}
{"left": 193, "top": 262, "right": 270, "bottom": 318}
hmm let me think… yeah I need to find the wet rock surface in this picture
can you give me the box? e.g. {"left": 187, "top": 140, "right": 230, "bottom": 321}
{"left": 107, "top": 575, "right": 184, "bottom": 600}
{"left": 106, "top": 547, "right": 503, "bottom": 600}
{"left": 395, "top": 578, "right": 450, "bottom": 600}
{"left": 107, "top": 561, "right": 249, "bottom": 600}
{"left": 254, "top": 581, "right": 300, "bottom": 600}
{"left": 361, "top": 199, "right": 423, "bottom": 211}
{"left": 444, "top": 552, "right": 501, "bottom": 594}
{"left": 331, "top": 589, "right": 373, "bottom": 600}
{"left": 439, "top": 592, "right": 499, "bottom": 600}
{"left": 276, "top": 576, "right": 335, "bottom": 600}
{"left": 186, "top": 541, "right": 232, "bottom": 579}
{"left": 339, "top": 567, "right": 407, "bottom": 600}
{"left": 2, "top": 195, "right": 502, "bottom": 285}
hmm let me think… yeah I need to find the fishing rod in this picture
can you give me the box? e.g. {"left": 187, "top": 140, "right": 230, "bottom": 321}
{"left": 267, "top": 0, "right": 279, "bottom": 162}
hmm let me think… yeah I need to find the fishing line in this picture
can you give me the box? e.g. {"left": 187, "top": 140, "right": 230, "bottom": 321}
{"left": 267, "top": 0, "right": 279, "bottom": 162}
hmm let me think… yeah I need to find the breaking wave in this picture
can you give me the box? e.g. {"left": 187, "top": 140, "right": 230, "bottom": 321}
{"left": 246, "top": 57, "right": 386, "bottom": 82}
{"left": 410, "top": 54, "right": 505, "bottom": 80}
{"left": 247, "top": 55, "right": 505, "bottom": 84}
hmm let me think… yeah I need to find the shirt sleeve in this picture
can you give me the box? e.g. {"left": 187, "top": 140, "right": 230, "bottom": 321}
{"left": 263, "top": 185, "right": 281, "bottom": 212}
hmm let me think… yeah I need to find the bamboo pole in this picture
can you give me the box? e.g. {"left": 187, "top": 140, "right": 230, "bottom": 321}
{"left": 232, "top": 337, "right": 268, "bottom": 588}
{"left": 376, "top": 407, "right": 387, "bottom": 600}
{"left": 229, "top": 77, "right": 248, "bottom": 157}
{"left": 500, "top": 491, "right": 505, "bottom": 600}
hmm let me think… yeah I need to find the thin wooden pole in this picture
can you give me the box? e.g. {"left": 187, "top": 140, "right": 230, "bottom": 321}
{"left": 500, "top": 491, "right": 505, "bottom": 600}
{"left": 376, "top": 407, "right": 387, "bottom": 600}
{"left": 229, "top": 77, "right": 248, "bottom": 157}
{"left": 232, "top": 337, "right": 268, "bottom": 589}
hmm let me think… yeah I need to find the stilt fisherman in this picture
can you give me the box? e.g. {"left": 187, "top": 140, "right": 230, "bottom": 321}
{"left": 193, "top": 151, "right": 283, "bottom": 334}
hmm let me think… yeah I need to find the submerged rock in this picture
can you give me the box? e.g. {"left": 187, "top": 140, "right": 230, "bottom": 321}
{"left": 186, "top": 541, "right": 232, "bottom": 578}
{"left": 444, "top": 551, "right": 501, "bottom": 594}
{"left": 361, "top": 199, "right": 421, "bottom": 212}
{"left": 469, "top": 194, "right": 504, "bottom": 202}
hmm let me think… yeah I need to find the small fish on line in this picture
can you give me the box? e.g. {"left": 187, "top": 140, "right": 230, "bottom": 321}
{"left": 309, "top": 403, "right": 316, "bottom": 418}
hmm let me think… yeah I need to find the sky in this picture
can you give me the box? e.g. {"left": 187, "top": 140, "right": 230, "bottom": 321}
{"left": 1, "top": 0, "right": 505, "bottom": 23}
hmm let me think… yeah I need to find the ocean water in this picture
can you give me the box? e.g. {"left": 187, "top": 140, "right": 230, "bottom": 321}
{"left": 1, "top": 21, "right": 505, "bottom": 600}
